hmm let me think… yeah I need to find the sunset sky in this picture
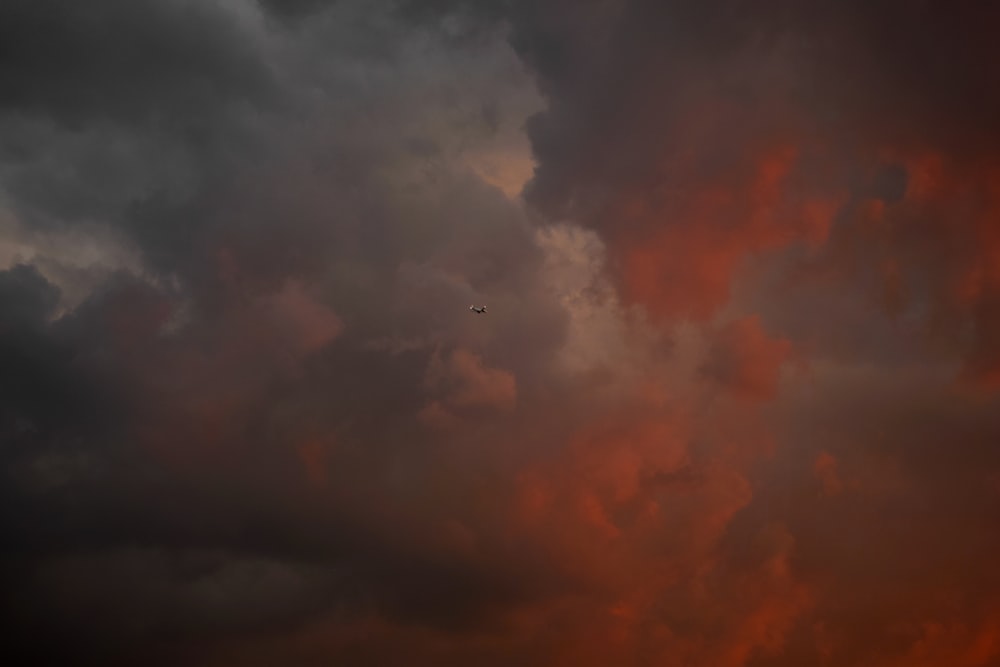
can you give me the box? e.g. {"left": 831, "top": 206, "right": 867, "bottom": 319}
{"left": 3, "top": 1, "right": 1000, "bottom": 665}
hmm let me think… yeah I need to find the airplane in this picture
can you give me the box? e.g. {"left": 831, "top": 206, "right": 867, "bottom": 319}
{"left": 469, "top": 305, "right": 487, "bottom": 314}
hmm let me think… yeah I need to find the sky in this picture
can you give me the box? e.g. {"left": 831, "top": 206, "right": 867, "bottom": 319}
{"left": 2, "top": 1, "right": 1000, "bottom": 665}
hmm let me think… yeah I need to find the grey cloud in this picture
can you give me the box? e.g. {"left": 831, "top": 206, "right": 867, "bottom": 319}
{"left": 1, "top": 1, "right": 574, "bottom": 664}
{"left": 0, "top": 262, "right": 59, "bottom": 329}
{"left": 0, "top": 0, "right": 278, "bottom": 125}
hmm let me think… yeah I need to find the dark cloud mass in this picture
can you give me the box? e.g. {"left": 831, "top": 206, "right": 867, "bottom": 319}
{"left": 2, "top": 1, "right": 1000, "bottom": 665}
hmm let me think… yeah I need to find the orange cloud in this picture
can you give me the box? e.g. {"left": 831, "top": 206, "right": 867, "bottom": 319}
{"left": 881, "top": 617, "right": 1000, "bottom": 667}
{"left": 819, "top": 150, "right": 1000, "bottom": 391}
{"left": 264, "top": 280, "right": 344, "bottom": 356}
{"left": 296, "top": 438, "right": 330, "bottom": 488}
{"left": 614, "top": 142, "right": 846, "bottom": 322}
{"left": 13, "top": 4, "right": 1000, "bottom": 666}
{"left": 485, "top": 383, "right": 816, "bottom": 667}
{"left": 421, "top": 348, "right": 517, "bottom": 428}
{"left": 701, "top": 315, "right": 793, "bottom": 402}
{"left": 813, "top": 451, "right": 843, "bottom": 497}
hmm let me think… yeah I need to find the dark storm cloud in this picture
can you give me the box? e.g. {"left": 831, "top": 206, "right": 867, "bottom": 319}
{"left": 0, "top": 263, "right": 59, "bottom": 328}
{"left": 0, "top": 264, "right": 113, "bottom": 444}
{"left": 6, "top": 0, "right": 1000, "bottom": 665}
{"left": 257, "top": 0, "right": 332, "bottom": 20}
{"left": 1, "top": 0, "right": 544, "bottom": 284}
{"left": 0, "top": 267, "right": 560, "bottom": 666}
{"left": 0, "top": 0, "right": 277, "bottom": 125}
{"left": 0, "top": 1, "right": 569, "bottom": 664}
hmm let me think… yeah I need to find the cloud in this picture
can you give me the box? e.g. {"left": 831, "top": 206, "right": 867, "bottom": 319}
{"left": 0, "top": 0, "right": 276, "bottom": 124}
{"left": 0, "top": 2, "right": 563, "bottom": 662}
{"left": 511, "top": 0, "right": 1000, "bottom": 385}
{"left": 701, "top": 315, "right": 793, "bottom": 402}
{"left": 4, "top": 1, "right": 1000, "bottom": 666}
{"left": 813, "top": 451, "right": 843, "bottom": 497}
{"left": 261, "top": 280, "right": 344, "bottom": 356}
{"left": 429, "top": 348, "right": 516, "bottom": 410}
{"left": 502, "top": 0, "right": 1000, "bottom": 664}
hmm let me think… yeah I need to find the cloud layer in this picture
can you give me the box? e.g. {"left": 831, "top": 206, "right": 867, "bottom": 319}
{"left": 2, "top": 1, "right": 1000, "bottom": 665}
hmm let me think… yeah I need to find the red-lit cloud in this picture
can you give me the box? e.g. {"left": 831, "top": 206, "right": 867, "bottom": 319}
{"left": 3, "top": 1, "right": 1000, "bottom": 666}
